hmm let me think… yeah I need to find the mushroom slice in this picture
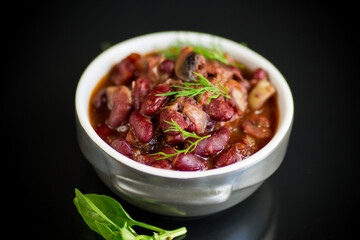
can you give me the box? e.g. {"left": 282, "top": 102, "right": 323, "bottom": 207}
{"left": 248, "top": 79, "right": 276, "bottom": 110}
{"left": 175, "top": 47, "right": 204, "bottom": 82}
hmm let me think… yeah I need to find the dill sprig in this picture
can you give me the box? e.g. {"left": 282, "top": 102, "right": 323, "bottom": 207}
{"left": 149, "top": 119, "right": 210, "bottom": 160}
{"left": 159, "top": 41, "right": 244, "bottom": 68}
{"left": 156, "top": 72, "right": 230, "bottom": 104}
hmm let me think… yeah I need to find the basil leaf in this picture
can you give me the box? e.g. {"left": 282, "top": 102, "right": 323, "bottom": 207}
{"left": 74, "top": 189, "right": 121, "bottom": 234}
{"left": 74, "top": 189, "right": 187, "bottom": 240}
{"left": 95, "top": 221, "right": 124, "bottom": 240}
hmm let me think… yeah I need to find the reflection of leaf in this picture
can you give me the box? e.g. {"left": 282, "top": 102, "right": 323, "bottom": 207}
{"left": 74, "top": 189, "right": 187, "bottom": 240}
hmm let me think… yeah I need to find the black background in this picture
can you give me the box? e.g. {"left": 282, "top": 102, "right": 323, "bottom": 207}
{"left": 10, "top": 0, "right": 358, "bottom": 239}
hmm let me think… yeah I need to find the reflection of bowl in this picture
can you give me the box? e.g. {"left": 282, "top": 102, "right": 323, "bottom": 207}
{"left": 178, "top": 180, "right": 278, "bottom": 240}
{"left": 75, "top": 31, "right": 294, "bottom": 217}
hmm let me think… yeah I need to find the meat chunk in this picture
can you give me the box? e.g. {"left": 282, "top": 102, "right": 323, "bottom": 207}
{"left": 183, "top": 102, "right": 208, "bottom": 134}
{"left": 242, "top": 114, "right": 272, "bottom": 139}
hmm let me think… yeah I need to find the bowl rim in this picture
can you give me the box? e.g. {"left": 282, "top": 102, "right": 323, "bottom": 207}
{"left": 75, "top": 30, "right": 294, "bottom": 179}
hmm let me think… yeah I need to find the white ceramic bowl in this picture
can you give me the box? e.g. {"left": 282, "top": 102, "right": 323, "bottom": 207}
{"left": 75, "top": 31, "right": 294, "bottom": 217}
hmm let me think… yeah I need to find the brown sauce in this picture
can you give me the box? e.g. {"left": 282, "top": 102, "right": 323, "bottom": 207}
{"left": 88, "top": 48, "right": 279, "bottom": 171}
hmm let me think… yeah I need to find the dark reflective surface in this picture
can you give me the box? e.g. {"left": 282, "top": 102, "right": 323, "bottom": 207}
{"left": 74, "top": 171, "right": 278, "bottom": 240}
{"left": 19, "top": 1, "right": 357, "bottom": 239}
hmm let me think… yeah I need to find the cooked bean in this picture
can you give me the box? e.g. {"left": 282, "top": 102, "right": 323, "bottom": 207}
{"left": 129, "top": 110, "right": 154, "bottom": 143}
{"left": 186, "top": 127, "right": 230, "bottom": 157}
{"left": 214, "top": 141, "right": 253, "bottom": 167}
{"left": 95, "top": 124, "right": 114, "bottom": 140}
{"left": 206, "top": 98, "right": 234, "bottom": 121}
{"left": 172, "top": 152, "right": 208, "bottom": 171}
{"left": 108, "top": 86, "right": 132, "bottom": 128}
{"left": 91, "top": 88, "right": 107, "bottom": 110}
{"left": 137, "top": 148, "right": 176, "bottom": 165}
{"left": 251, "top": 68, "right": 267, "bottom": 81}
{"left": 159, "top": 108, "right": 187, "bottom": 135}
{"left": 131, "top": 77, "right": 150, "bottom": 110}
{"left": 140, "top": 83, "right": 171, "bottom": 116}
{"left": 149, "top": 159, "right": 171, "bottom": 169}
{"left": 159, "top": 59, "right": 175, "bottom": 74}
{"left": 110, "top": 56, "right": 137, "bottom": 85}
{"left": 165, "top": 133, "right": 185, "bottom": 145}
{"left": 111, "top": 138, "right": 133, "bottom": 157}
{"left": 89, "top": 47, "right": 279, "bottom": 171}
{"left": 242, "top": 114, "right": 272, "bottom": 138}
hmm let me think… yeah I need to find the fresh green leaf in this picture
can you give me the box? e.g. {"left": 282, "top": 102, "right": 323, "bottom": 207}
{"left": 74, "top": 189, "right": 187, "bottom": 240}
{"left": 149, "top": 119, "right": 210, "bottom": 160}
{"left": 158, "top": 41, "right": 244, "bottom": 68}
{"left": 156, "top": 72, "right": 230, "bottom": 104}
{"left": 74, "top": 188, "right": 121, "bottom": 234}
{"left": 95, "top": 221, "right": 124, "bottom": 240}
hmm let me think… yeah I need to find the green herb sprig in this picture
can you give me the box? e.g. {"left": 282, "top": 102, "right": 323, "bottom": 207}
{"left": 74, "top": 189, "right": 187, "bottom": 240}
{"left": 160, "top": 41, "right": 244, "bottom": 68}
{"left": 157, "top": 72, "right": 230, "bottom": 104}
{"left": 149, "top": 119, "right": 210, "bottom": 160}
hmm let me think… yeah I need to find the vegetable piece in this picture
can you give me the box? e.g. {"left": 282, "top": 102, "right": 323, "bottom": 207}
{"left": 248, "top": 79, "right": 276, "bottom": 110}
{"left": 156, "top": 72, "right": 230, "bottom": 104}
{"left": 74, "top": 189, "right": 187, "bottom": 240}
{"left": 175, "top": 47, "right": 205, "bottom": 81}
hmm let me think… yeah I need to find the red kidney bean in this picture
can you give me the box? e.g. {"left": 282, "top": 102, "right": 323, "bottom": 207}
{"left": 159, "top": 59, "right": 175, "bottom": 74}
{"left": 140, "top": 83, "right": 171, "bottom": 116}
{"left": 108, "top": 86, "right": 132, "bottom": 128}
{"left": 206, "top": 99, "right": 234, "bottom": 121}
{"left": 131, "top": 77, "right": 150, "bottom": 110}
{"left": 165, "top": 133, "right": 185, "bottom": 145}
{"left": 110, "top": 55, "right": 137, "bottom": 85}
{"left": 111, "top": 138, "right": 133, "bottom": 157}
{"left": 149, "top": 159, "right": 171, "bottom": 169}
{"left": 214, "top": 141, "right": 253, "bottom": 167}
{"left": 172, "top": 152, "right": 208, "bottom": 171}
{"left": 129, "top": 110, "right": 154, "bottom": 143}
{"left": 95, "top": 123, "right": 114, "bottom": 139}
{"left": 242, "top": 114, "right": 271, "bottom": 139}
{"left": 250, "top": 68, "right": 267, "bottom": 87}
{"left": 159, "top": 108, "right": 187, "bottom": 135}
{"left": 136, "top": 147, "right": 176, "bottom": 165}
{"left": 185, "top": 127, "right": 230, "bottom": 157}
{"left": 251, "top": 68, "right": 267, "bottom": 80}
{"left": 91, "top": 88, "right": 107, "bottom": 110}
